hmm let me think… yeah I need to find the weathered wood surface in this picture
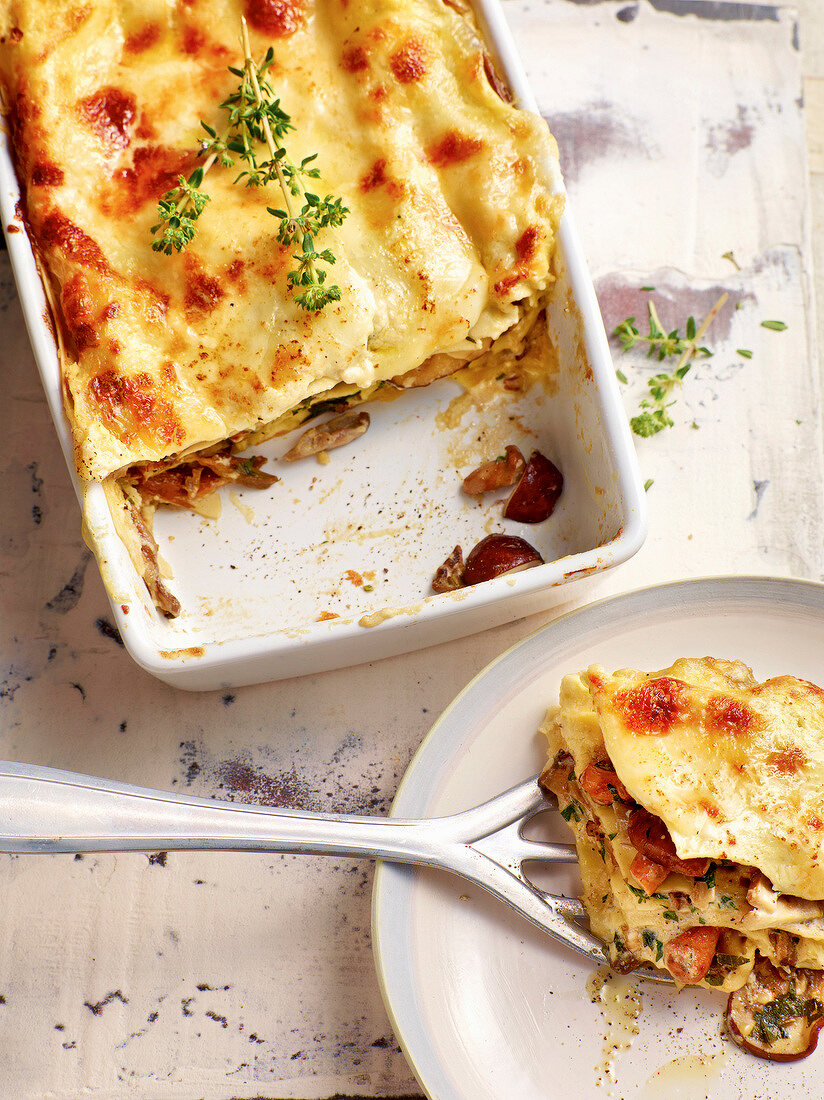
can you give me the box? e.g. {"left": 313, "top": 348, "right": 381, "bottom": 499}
{"left": 0, "top": 1, "right": 819, "bottom": 1096}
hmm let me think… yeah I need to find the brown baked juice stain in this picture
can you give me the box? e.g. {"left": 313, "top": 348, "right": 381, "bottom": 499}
{"left": 766, "top": 745, "right": 807, "bottom": 774}
{"left": 515, "top": 225, "right": 541, "bottom": 263}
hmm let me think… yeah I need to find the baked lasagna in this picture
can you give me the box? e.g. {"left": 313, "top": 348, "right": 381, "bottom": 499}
{"left": 0, "top": 0, "right": 563, "bottom": 615}
{"left": 540, "top": 658, "right": 824, "bottom": 1060}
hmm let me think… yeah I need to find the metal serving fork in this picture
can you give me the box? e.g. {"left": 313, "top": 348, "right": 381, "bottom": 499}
{"left": 0, "top": 760, "right": 629, "bottom": 970}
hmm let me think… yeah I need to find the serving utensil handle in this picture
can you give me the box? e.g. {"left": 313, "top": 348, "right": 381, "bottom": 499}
{"left": 0, "top": 761, "right": 445, "bottom": 863}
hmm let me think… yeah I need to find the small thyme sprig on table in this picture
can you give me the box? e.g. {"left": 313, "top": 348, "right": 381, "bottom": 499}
{"left": 150, "top": 17, "right": 348, "bottom": 311}
{"left": 614, "top": 293, "right": 728, "bottom": 437}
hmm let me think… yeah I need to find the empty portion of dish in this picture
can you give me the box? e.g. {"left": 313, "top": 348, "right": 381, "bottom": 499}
{"left": 0, "top": 0, "right": 563, "bottom": 615}
{"left": 541, "top": 658, "right": 824, "bottom": 1060}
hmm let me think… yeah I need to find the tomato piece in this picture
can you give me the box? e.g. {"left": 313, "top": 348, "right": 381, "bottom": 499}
{"left": 579, "top": 763, "right": 629, "bottom": 805}
{"left": 629, "top": 852, "right": 670, "bottom": 895}
{"left": 664, "top": 926, "right": 721, "bottom": 985}
{"left": 627, "top": 808, "right": 708, "bottom": 877}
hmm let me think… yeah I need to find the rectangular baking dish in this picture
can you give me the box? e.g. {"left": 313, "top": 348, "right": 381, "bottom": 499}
{"left": 0, "top": 0, "right": 646, "bottom": 691}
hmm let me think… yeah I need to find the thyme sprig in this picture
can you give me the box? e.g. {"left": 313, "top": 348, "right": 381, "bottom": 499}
{"left": 150, "top": 169, "right": 211, "bottom": 255}
{"left": 204, "top": 18, "right": 347, "bottom": 310}
{"left": 615, "top": 293, "right": 728, "bottom": 437}
{"left": 151, "top": 17, "right": 348, "bottom": 311}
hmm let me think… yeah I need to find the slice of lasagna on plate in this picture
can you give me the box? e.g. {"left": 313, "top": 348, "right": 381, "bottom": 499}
{"left": 541, "top": 657, "right": 824, "bottom": 1060}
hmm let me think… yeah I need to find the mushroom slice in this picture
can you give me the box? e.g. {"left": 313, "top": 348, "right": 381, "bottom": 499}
{"left": 432, "top": 545, "right": 465, "bottom": 593}
{"left": 462, "top": 446, "right": 525, "bottom": 496}
{"left": 504, "top": 450, "right": 563, "bottom": 523}
{"left": 282, "top": 410, "right": 370, "bottom": 462}
{"left": 462, "top": 533, "right": 543, "bottom": 586}
{"left": 726, "top": 958, "right": 824, "bottom": 1061}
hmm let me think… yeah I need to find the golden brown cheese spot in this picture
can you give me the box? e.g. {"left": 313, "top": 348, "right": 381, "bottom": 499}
{"left": 612, "top": 677, "right": 691, "bottom": 735}
{"left": 89, "top": 370, "right": 184, "bottom": 447}
{"left": 185, "top": 271, "right": 224, "bottom": 316}
{"left": 360, "top": 158, "right": 406, "bottom": 201}
{"left": 493, "top": 273, "right": 520, "bottom": 297}
{"left": 390, "top": 38, "right": 427, "bottom": 83}
{"left": 179, "top": 23, "right": 230, "bottom": 59}
{"left": 31, "top": 161, "right": 64, "bottom": 187}
{"left": 341, "top": 44, "right": 369, "bottom": 72}
{"left": 515, "top": 225, "right": 541, "bottom": 264}
{"left": 269, "top": 340, "right": 310, "bottom": 388}
{"left": 360, "top": 159, "right": 388, "bottom": 191}
{"left": 41, "top": 210, "right": 110, "bottom": 273}
{"left": 135, "top": 282, "right": 169, "bottom": 325}
{"left": 766, "top": 746, "right": 807, "bottom": 775}
{"left": 61, "top": 273, "right": 98, "bottom": 354}
{"left": 105, "top": 145, "right": 193, "bottom": 215}
{"left": 6, "top": 27, "right": 24, "bottom": 44}
{"left": 225, "top": 259, "right": 247, "bottom": 291}
{"left": 78, "top": 87, "right": 136, "bottom": 151}
{"left": 181, "top": 25, "right": 206, "bottom": 55}
{"left": 427, "top": 130, "right": 484, "bottom": 168}
{"left": 125, "top": 23, "right": 161, "bottom": 53}
{"left": 11, "top": 88, "right": 37, "bottom": 129}
{"left": 244, "top": 0, "right": 304, "bottom": 37}
{"left": 705, "top": 695, "right": 755, "bottom": 736}
{"left": 99, "top": 301, "right": 121, "bottom": 323}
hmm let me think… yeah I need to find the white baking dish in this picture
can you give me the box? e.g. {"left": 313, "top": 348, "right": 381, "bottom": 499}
{"left": 0, "top": 0, "right": 646, "bottom": 690}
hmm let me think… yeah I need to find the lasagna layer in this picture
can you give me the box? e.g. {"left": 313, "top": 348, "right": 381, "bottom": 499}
{"left": 0, "top": 0, "right": 563, "bottom": 482}
{"left": 541, "top": 659, "right": 824, "bottom": 1059}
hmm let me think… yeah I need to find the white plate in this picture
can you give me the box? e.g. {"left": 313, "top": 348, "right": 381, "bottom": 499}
{"left": 0, "top": 0, "right": 645, "bottom": 690}
{"left": 372, "top": 576, "right": 824, "bottom": 1100}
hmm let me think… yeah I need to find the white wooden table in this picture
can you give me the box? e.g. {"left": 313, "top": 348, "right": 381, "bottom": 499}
{"left": 0, "top": 1, "right": 820, "bottom": 1096}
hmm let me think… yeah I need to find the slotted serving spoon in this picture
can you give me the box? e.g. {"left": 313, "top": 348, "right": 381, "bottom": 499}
{"left": 0, "top": 760, "right": 666, "bottom": 978}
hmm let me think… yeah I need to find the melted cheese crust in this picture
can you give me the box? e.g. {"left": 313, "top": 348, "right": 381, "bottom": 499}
{"left": 0, "top": 0, "right": 562, "bottom": 481}
{"left": 541, "top": 659, "right": 824, "bottom": 989}
{"left": 590, "top": 658, "right": 824, "bottom": 900}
